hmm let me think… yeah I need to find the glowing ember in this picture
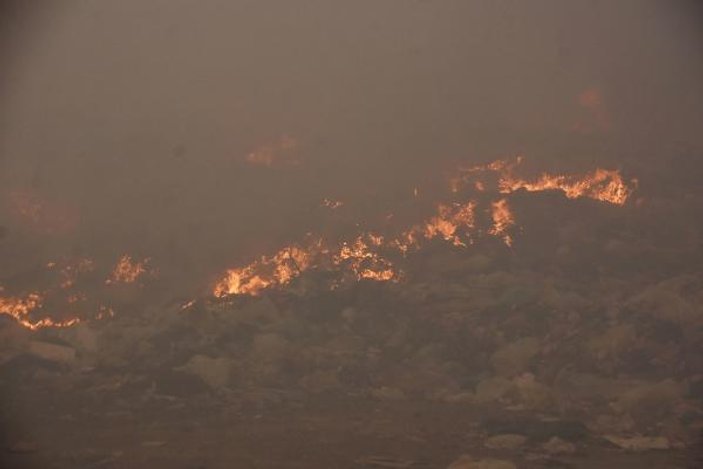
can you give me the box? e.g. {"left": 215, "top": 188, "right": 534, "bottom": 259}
{"left": 322, "top": 198, "right": 343, "bottom": 209}
{"left": 245, "top": 135, "right": 300, "bottom": 168}
{"left": 6, "top": 189, "right": 79, "bottom": 234}
{"left": 106, "top": 255, "right": 149, "bottom": 285}
{"left": 488, "top": 198, "right": 515, "bottom": 246}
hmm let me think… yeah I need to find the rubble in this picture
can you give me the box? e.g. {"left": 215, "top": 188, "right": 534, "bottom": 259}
{"left": 447, "top": 455, "right": 517, "bottom": 469}
{"left": 603, "top": 435, "right": 671, "bottom": 451}
{"left": 27, "top": 340, "right": 76, "bottom": 365}
{"left": 483, "top": 434, "right": 527, "bottom": 450}
{"left": 175, "top": 354, "right": 233, "bottom": 390}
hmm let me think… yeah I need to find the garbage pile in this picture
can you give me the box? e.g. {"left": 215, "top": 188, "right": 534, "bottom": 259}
{"left": 1, "top": 178, "right": 702, "bottom": 468}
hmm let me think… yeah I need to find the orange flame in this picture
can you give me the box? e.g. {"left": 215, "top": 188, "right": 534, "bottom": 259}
{"left": 451, "top": 156, "right": 635, "bottom": 206}
{"left": 0, "top": 291, "right": 81, "bottom": 331}
{"left": 105, "top": 255, "right": 149, "bottom": 285}
{"left": 213, "top": 156, "right": 636, "bottom": 298}
{"left": 488, "top": 198, "right": 515, "bottom": 246}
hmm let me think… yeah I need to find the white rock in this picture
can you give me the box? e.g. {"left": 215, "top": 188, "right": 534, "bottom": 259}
{"left": 176, "top": 355, "right": 231, "bottom": 390}
{"left": 28, "top": 340, "right": 75, "bottom": 364}
{"left": 447, "top": 455, "right": 516, "bottom": 469}
{"left": 604, "top": 435, "right": 670, "bottom": 451}
{"left": 484, "top": 434, "right": 527, "bottom": 450}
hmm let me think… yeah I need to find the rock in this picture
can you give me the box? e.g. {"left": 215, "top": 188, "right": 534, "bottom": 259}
{"left": 251, "top": 333, "right": 289, "bottom": 362}
{"left": 482, "top": 417, "right": 588, "bottom": 442}
{"left": 541, "top": 436, "right": 576, "bottom": 454}
{"left": 586, "top": 324, "right": 637, "bottom": 360}
{"left": 237, "top": 297, "right": 282, "bottom": 325}
{"left": 603, "top": 435, "right": 671, "bottom": 451}
{"left": 513, "top": 373, "right": 553, "bottom": 410}
{"left": 176, "top": 355, "right": 232, "bottom": 390}
{"left": 28, "top": 340, "right": 76, "bottom": 365}
{"left": 447, "top": 455, "right": 516, "bottom": 469}
{"left": 474, "top": 377, "right": 513, "bottom": 402}
{"left": 370, "top": 386, "right": 406, "bottom": 400}
{"left": 484, "top": 434, "right": 527, "bottom": 450}
{"left": 59, "top": 323, "right": 99, "bottom": 353}
{"left": 491, "top": 337, "right": 540, "bottom": 377}
{"left": 614, "top": 379, "right": 686, "bottom": 417}
{"left": 298, "top": 370, "right": 341, "bottom": 393}
{"left": 6, "top": 440, "right": 38, "bottom": 453}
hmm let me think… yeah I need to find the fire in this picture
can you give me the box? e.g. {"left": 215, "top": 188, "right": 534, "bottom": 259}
{"left": 397, "top": 201, "right": 477, "bottom": 249}
{"left": 106, "top": 255, "right": 149, "bottom": 285}
{"left": 499, "top": 168, "right": 635, "bottom": 205}
{"left": 214, "top": 240, "right": 324, "bottom": 297}
{"left": 333, "top": 235, "right": 398, "bottom": 281}
{"left": 212, "top": 156, "right": 636, "bottom": 298}
{"left": 451, "top": 156, "right": 635, "bottom": 206}
{"left": 0, "top": 291, "right": 81, "bottom": 331}
{"left": 488, "top": 198, "right": 515, "bottom": 246}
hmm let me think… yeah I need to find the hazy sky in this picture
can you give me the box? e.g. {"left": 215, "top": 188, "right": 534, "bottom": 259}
{"left": 1, "top": 0, "right": 701, "bottom": 274}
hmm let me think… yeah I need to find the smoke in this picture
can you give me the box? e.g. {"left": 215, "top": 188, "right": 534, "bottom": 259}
{"left": 1, "top": 0, "right": 701, "bottom": 284}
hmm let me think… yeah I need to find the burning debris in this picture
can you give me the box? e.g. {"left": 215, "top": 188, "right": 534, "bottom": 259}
{"left": 105, "top": 255, "right": 152, "bottom": 285}
{"left": 212, "top": 157, "right": 635, "bottom": 299}
{"left": 1, "top": 154, "right": 700, "bottom": 468}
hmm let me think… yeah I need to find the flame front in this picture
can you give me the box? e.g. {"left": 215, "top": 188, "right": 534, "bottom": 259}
{"left": 0, "top": 291, "right": 80, "bottom": 331}
{"left": 452, "top": 156, "right": 635, "bottom": 206}
{"left": 213, "top": 156, "right": 636, "bottom": 298}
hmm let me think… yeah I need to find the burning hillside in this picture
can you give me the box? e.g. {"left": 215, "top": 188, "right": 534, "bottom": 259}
{"left": 1, "top": 156, "right": 636, "bottom": 328}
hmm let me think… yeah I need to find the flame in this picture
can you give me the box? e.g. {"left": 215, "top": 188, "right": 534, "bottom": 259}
{"left": 451, "top": 156, "right": 635, "bottom": 206}
{"left": 403, "top": 201, "right": 477, "bottom": 249}
{"left": 499, "top": 168, "right": 635, "bottom": 205}
{"left": 0, "top": 291, "right": 81, "bottom": 331}
{"left": 488, "top": 198, "right": 515, "bottom": 246}
{"left": 333, "top": 235, "right": 398, "bottom": 281}
{"left": 214, "top": 241, "right": 324, "bottom": 297}
{"left": 106, "top": 255, "right": 149, "bottom": 285}
{"left": 213, "top": 156, "right": 637, "bottom": 298}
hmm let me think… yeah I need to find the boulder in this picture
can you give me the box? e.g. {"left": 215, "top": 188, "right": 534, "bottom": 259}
{"left": 491, "top": 337, "right": 540, "bottom": 377}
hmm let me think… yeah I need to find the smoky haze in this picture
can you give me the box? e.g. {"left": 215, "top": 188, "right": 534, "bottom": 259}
{"left": 1, "top": 0, "right": 702, "bottom": 291}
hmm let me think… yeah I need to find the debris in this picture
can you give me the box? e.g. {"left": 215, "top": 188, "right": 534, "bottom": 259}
{"left": 491, "top": 337, "right": 540, "bottom": 377}
{"left": 357, "top": 455, "right": 420, "bottom": 468}
{"left": 370, "top": 386, "right": 407, "bottom": 400}
{"left": 484, "top": 434, "right": 527, "bottom": 450}
{"left": 176, "top": 355, "right": 232, "bottom": 390}
{"left": 447, "top": 455, "right": 516, "bottom": 469}
{"left": 28, "top": 340, "right": 76, "bottom": 364}
{"left": 603, "top": 435, "right": 671, "bottom": 451}
{"left": 6, "top": 440, "right": 38, "bottom": 454}
{"left": 474, "top": 377, "right": 513, "bottom": 403}
{"left": 541, "top": 436, "right": 576, "bottom": 454}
